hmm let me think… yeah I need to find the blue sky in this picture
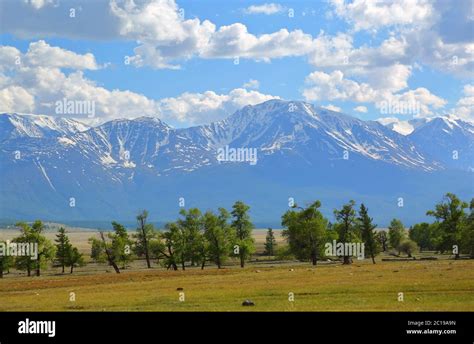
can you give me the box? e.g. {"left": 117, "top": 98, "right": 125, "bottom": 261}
{"left": 0, "top": 0, "right": 472, "bottom": 131}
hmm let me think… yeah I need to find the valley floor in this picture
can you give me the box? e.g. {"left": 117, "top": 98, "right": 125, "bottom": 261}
{"left": 0, "top": 259, "right": 473, "bottom": 311}
{"left": 1, "top": 229, "right": 473, "bottom": 311}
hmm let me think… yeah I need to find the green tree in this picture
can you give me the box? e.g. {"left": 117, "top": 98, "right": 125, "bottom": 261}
{"left": 264, "top": 228, "right": 277, "bottom": 256}
{"left": 177, "top": 208, "right": 204, "bottom": 269}
{"left": 0, "top": 242, "right": 14, "bottom": 278}
{"left": 231, "top": 201, "right": 255, "bottom": 268}
{"left": 388, "top": 219, "right": 406, "bottom": 254}
{"left": 111, "top": 221, "right": 134, "bottom": 268}
{"left": 14, "top": 221, "right": 55, "bottom": 277}
{"left": 55, "top": 227, "right": 71, "bottom": 273}
{"left": 155, "top": 223, "right": 180, "bottom": 270}
{"left": 282, "top": 201, "right": 328, "bottom": 266}
{"left": 460, "top": 198, "right": 474, "bottom": 258}
{"left": 89, "top": 228, "right": 124, "bottom": 274}
{"left": 100, "top": 231, "right": 120, "bottom": 273}
{"left": 34, "top": 225, "right": 56, "bottom": 277}
{"left": 376, "top": 230, "right": 388, "bottom": 252}
{"left": 333, "top": 200, "right": 358, "bottom": 264}
{"left": 409, "top": 222, "right": 438, "bottom": 252}
{"left": 357, "top": 204, "right": 379, "bottom": 264}
{"left": 171, "top": 219, "right": 188, "bottom": 271}
{"left": 89, "top": 236, "right": 106, "bottom": 264}
{"left": 399, "top": 239, "right": 418, "bottom": 258}
{"left": 427, "top": 193, "right": 468, "bottom": 258}
{"left": 13, "top": 222, "right": 36, "bottom": 276}
{"left": 65, "top": 247, "right": 84, "bottom": 273}
{"left": 202, "top": 208, "right": 233, "bottom": 268}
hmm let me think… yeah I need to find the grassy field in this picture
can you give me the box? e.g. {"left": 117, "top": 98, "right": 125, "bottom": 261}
{"left": 0, "top": 260, "right": 473, "bottom": 311}
{"left": 0, "top": 229, "right": 473, "bottom": 311}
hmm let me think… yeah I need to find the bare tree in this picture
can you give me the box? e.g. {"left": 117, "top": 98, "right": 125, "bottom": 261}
{"left": 136, "top": 210, "right": 152, "bottom": 268}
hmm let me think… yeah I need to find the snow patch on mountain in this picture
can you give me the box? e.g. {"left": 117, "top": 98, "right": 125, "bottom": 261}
{"left": 377, "top": 117, "right": 416, "bottom": 135}
{"left": 35, "top": 159, "right": 56, "bottom": 191}
{"left": 58, "top": 137, "right": 76, "bottom": 146}
{"left": 1, "top": 113, "right": 89, "bottom": 139}
{"left": 2, "top": 101, "right": 471, "bottom": 186}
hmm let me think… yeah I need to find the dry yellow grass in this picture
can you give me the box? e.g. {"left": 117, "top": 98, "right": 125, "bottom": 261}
{"left": 1, "top": 228, "right": 473, "bottom": 311}
{"left": 0, "top": 259, "right": 472, "bottom": 311}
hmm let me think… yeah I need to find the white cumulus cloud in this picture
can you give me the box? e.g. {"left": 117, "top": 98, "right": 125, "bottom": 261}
{"left": 0, "top": 41, "right": 279, "bottom": 127}
{"left": 303, "top": 70, "right": 446, "bottom": 117}
{"left": 321, "top": 104, "right": 342, "bottom": 112}
{"left": 449, "top": 84, "right": 474, "bottom": 122}
{"left": 330, "top": 0, "right": 434, "bottom": 32}
{"left": 353, "top": 105, "right": 367, "bottom": 113}
{"left": 242, "top": 79, "right": 260, "bottom": 90}
{"left": 158, "top": 88, "right": 279, "bottom": 126}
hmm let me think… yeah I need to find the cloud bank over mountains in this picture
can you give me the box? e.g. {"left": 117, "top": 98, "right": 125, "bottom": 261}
{"left": 0, "top": 0, "right": 472, "bottom": 127}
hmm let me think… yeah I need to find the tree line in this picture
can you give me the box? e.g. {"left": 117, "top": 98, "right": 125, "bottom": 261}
{"left": 282, "top": 193, "right": 474, "bottom": 266}
{"left": 88, "top": 201, "right": 255, "bottom": 273}
{"left": 0, "top": 193, "right": 472, "bottom": 277}
{"left": 0, "top": 221, "right": 84, "bottom": 277}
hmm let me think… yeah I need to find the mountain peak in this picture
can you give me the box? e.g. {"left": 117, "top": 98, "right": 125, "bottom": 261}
{"left": 249, "top": 99, "right": 314, "bottom": 113}
{"left": 1, "top": 103, "right": 472, "bottom": 224}
{"left": 413, "top": 115, "right": 472, "bottom": 134}
{"left": 0, "top": 112, "right": 90, "bottom": 140}
{"left": 132, "top": 116, "right": 168, "bottom": 124}
{"left": 227, "top": 99, "right": 319, "bottom": 125}
{"left": 100, "top": 116, "right": 171, "bottom": 130}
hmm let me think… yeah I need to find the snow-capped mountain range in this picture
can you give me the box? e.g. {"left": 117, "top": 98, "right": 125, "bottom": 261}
{"left": 1, "top": 100, "right": 473, "bottom": 226}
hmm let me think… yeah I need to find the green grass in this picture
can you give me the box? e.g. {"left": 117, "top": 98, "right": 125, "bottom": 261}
{"left": 0, "top": 259, "right": 473, "bottom": 311}
{"left": 1, "top": 229, "right": 472, "bottom": 311}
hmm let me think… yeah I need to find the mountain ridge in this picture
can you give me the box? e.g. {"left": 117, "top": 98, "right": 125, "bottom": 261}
{"left": 1, "top": 100, "right": 472, "bottom": 226}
